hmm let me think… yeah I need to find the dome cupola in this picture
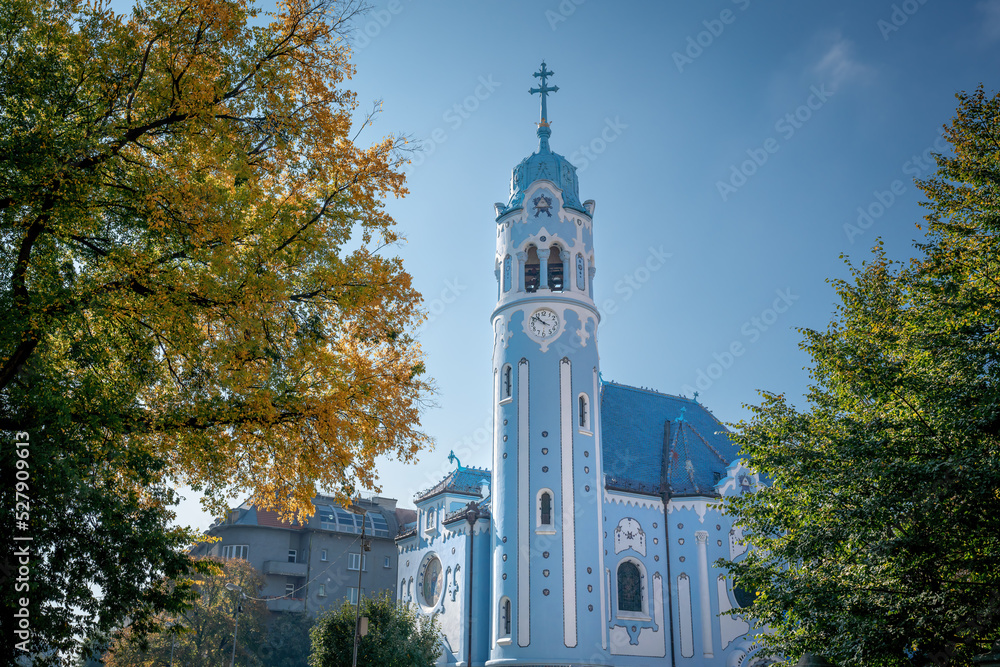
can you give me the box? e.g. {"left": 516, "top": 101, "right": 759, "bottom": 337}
{"left": 501, "top": 62, "right": 585, "bottom": 216}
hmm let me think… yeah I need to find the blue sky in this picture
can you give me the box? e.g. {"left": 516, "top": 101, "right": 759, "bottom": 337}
{"left": 173, "top": 0, "right": 1000, "bottom": 526}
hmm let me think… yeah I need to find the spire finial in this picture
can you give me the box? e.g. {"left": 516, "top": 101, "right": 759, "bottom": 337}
{"left": 529, "top": 61, "right": 558, "bottom": 151}
{"left": 448, "top": 450, "right": 463, "bottom": 470}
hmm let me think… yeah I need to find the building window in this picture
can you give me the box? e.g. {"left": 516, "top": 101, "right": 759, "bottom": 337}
{"left": 547, "top": 244, "right": 564, "bottom": 291}
{"left": 318, "top": 584, "right": 326, "bottom": 597}
{"left": 425, "top": 509, "right": 436, "bottom": 530}
{"left": 617, "top": 560, "right": 643, "bottom": 613}
{"left": 349, "top": 587, "right": 363, "bottom": 605}
{"left": 320, "top": 549, "right": 328, "bottom": 562}
{"left": 536, "top": 489, "right": 555, "bottom": 532}
{"left": 384, "top": 556, "right": 392, "bottom": 569}
{"left": 221, "top": 544, "right": 249, "bottom": 560}
{"left": 578, "top": 393, "right": 590, "bottom": 430}
{"left": 400, "top": 579, "right": 406, "bottom": 599}
{"left": 498, "top": 596, "right": 512, "bottom": 641}
{"left": 287, "top": 549, "right": 296, "bottom": 563}
{"left": 348, "top": 553, "right": 366, "bottom": 571}
{"left": 285, "top": 582, "right": 295, "bottom": 597}
{"left": 503, "top": 254, "right": 512, "bottom": 292}
{"left": 524, "top": 245, "right": 540, "bottom": 292}
{"left": 501, "top": 364, "right": 513, "bottom": 401}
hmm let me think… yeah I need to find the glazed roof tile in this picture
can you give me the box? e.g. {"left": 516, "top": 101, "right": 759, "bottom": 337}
{"left": 413, "top": 466, "right": 491, "bottom": 503}
{"left": 600, "top": 381, "right": 739, "bottom": 496}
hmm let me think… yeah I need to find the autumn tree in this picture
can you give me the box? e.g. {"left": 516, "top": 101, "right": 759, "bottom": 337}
{"left": 309, "top": 592, "right": 441, "bottom": 667}
{"left": 725, "top": 87, "right": 1000, "bottom": 666}
{"left": 0, "top": 0, "right": 428, "bottom": 661}
{"left": 104, "top": 557, "right": 268, "bottom": 667}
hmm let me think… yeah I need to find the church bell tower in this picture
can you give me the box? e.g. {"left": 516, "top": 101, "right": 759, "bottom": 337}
{"left": 488, "top": 63, "right": 609, "bottom": 666}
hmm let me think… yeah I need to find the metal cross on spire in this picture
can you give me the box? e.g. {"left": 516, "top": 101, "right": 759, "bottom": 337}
{"left": 529, "top": 61, "right": 559, "bottom": 126}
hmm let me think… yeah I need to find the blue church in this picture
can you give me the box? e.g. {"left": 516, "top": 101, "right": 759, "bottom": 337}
{"left": 395, "top": 64, "right": 771, "bottom": 667}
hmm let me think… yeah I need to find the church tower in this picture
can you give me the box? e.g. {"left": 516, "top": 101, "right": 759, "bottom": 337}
{"left": 489, "top": 63, "right": 609, "bottom": 666}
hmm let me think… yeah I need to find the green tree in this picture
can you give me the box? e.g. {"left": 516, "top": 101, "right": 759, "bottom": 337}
{"left": 725, "top": 86, "right": 1000, "bottom": 667}
{"left": 310, "top": 592, "right": 441, "bottom": 667}
{"left": 104, "top": 557, "right": 268, "bottom": 667}
{"left": 258, "top": 612, "right": 314, "bottom": 667}
{"left": 1, "top": 0, "right": 428, "bottom": 661}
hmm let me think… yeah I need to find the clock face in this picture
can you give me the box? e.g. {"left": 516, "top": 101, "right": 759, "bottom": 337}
{"left": 528, "top": 308, "right": 560, "bottom": 339}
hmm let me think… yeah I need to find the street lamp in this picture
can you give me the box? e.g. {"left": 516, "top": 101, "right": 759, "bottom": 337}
{"left": 346, "top": 502, "right": 371, "bottom": 667}
{"left": 224, "top": 583, "right": 245, "bottom": 667}
{"left": 464, "top": 502, "right": 481, "bottom": 667}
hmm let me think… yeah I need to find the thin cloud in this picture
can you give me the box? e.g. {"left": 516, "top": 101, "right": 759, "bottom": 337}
{"left": 814, "top": 37, "right": 874, "bottom": 91}
{"left": 977, "top": 0, "right": 1000, "bottom": 42}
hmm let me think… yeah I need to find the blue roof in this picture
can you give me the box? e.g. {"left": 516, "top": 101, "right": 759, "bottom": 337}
{"left": 600, "top": 382, "right": 740, "bottom": 497}
{"left": 414, "top": 465, "right": 491, "bottom": 503}
{"left": 503, "top": 141, "right": 585, "bottom": 216}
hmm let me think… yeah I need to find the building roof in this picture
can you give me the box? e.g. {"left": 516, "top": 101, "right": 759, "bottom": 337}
{"left": 503, "top": 140, "right": 585, "bottom": 216}
{"left": 413, "top": 465, "right": 491, "bottom": 504}
{"left": 209, "top": 496, "right": 399, "bottom": 538}
{"left": 443, "top": 498, "right": 492, "bottom": 526}
{"left": 600, "top": 381, "right": 740, "bottom": 497}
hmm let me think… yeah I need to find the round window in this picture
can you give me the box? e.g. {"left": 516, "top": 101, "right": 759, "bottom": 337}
{"left": 733, "top": 583, "right": 756, "bottom": 609}
{"left": 419, "top": 554, "right": 443, "bottom": 607}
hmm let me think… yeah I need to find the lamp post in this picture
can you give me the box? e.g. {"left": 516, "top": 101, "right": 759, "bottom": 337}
{"left": 224, "top": 583, "right": 244, "bottom": 667}
{"left": 464, "top": 501, "right": 481, "bottom": 667}
{"left": 347, "top": 502, "right": 370, "bottom": 667}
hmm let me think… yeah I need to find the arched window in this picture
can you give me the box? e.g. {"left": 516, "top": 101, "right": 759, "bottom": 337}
{"left": 578, "top": 393, "right": 590, "bottom": 430}
{"left": 576, "top": 254, "right": 586, "bottom": 290}
{"left": 540, "top": 492, "right": 552, "bottom": 525}
{"left": 501, "top": 364, "right": 513, "bottom": 401}
{"left": 503, "top": 254, "right": 512, "bottom": 292}
{"left": 536, "top": 488, "right": 555, "bottom": 532}
{"left": 547, "top": 244, "right": 564, "bottom": 291}
{"left": 617, "top": 560, "right": 643, "bottom": 613}
{"left": 498, "top": 596, "right": 512, "bottom": 641}
{"left": 524, "top": 246, "right": 540, "bottom": 292}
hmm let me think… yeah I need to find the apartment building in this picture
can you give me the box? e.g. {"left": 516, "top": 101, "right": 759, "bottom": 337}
{"left": 193, "top": 495, "right": 416, "bottom": 615}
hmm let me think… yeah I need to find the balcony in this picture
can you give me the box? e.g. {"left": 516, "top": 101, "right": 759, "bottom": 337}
{"left": 265, "top": 597, "right": 305, "bottom": 613}
{"left": 263, "top": 560, "right": 308, "bottom": 577}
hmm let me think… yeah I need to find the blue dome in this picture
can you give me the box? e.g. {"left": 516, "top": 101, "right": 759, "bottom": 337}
{"left": 503, "top": 126, "right": 585, "bottom": 216}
